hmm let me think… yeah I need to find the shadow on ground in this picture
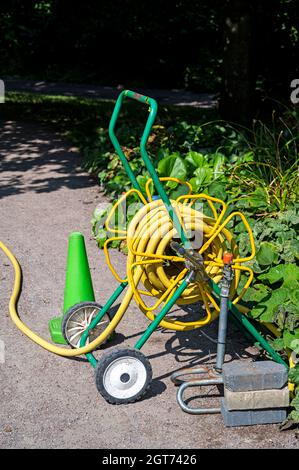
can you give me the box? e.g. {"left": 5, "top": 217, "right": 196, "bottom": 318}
{"left": 90, "top": 301, "right": 259, "bottom": 383}
{"left": 0, "top": 120, "right": 94, "bottom": 199}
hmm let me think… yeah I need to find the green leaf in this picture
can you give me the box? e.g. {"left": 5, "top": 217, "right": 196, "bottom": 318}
{"left": 243, "top": 283, "right": 270, "bottom": 303}
{"left": 271, "top": 337, "right": 285, "bottom": 351}
{"left": 259, "top": 264, "right": 299, "bottom": 284}
{"left": 169, "top": 184, "right": 189, "bottom": 200}
{"left": 251, "top": 287, "right": 289, "bottom": 322}
{"left": 290, "top": 339, "right": 299, "bottom": 353}
{"left": 289, "top": 365, "right": 299, "bottom": 385}
{"left": 192, "top": 167, "right": 213, "bottom": 190}
{"left": 136, "top": 174, "right": 148, "bottom": 194}
{"left": 278, "top": 210, "right": 299, "bottom": 226}
{"left": 256, "top": 242, "right": 278, "bottom": 266}
{"left": 185, "top": 151, "right": 208, "bottom": 169}
{"left": 283, "top": 328, "right": 299, "bottom": 349}
{"left": 95, "top": 228, "right": 108, "bottom": 249}
{"left": 290, "top": 410, "right": 299, "bottom": 422}
{"left": 157, "top": 154, "right": 187, "bottom": 188}
{"left": 189, "top": 177, "right": 200, "bottom": 193}
{"left": 207, "top": 181, "right": 228, "bottom": 201}
{"left": 289, "top": 284, "right": 299, "bottom": 305}
{"left": 92, "top": 205, "right": 108, "bottom": 222}
{"left": 212, "top": 152, "right": 226, "bottom": 177}
{"left": 247, "top": 187, "right": 269, "bottom": 209}
{"left": 281, "top": 239, "right": 299, "bottom": 263}
{"left": 290, "top": 393, "right": 299, "bottom": 409}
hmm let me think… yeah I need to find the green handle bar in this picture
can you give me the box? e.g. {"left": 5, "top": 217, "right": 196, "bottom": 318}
{"left": 109, "top": 89, "right": 190, "bottom": 246}
{"left": 109, "top": 90, "right": 157, "bottom": 193}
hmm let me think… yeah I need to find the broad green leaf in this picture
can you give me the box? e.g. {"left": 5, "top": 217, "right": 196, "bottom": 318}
{"left": 280, "top": 240, "right": 299, "bottom": 263}
{"left": 247, "top": 187, "right": 269, "bottom": 209}
{"left": 289, "top": 365, "right": 299, "bottom": 385}
{"left": 157, "top": 153, "right": 183, "bottom": 176}
{"left": 289, "top": 283, "right": 299, "bottom": 305}
{"left": 256, "top": 242, "right": 278, "bottom": 266}
{"left": 212, "top": 152, "right": 226, "bottom": 177}
{"left": 243, "top": 283, "right": 270, "bottom": 303}
{"left": 193, "top": 167, "right": 213, "bottom": 189}
{"left": 207, "top": 181, "right": 228, "bottom": 201}
{"left": 283, "top": 328, "right": 299, "bottom": 349}
{"left": 169, "top": 184, "right": 189, "bottom": 200}
{"left": 252, "top": 260, "right": 269, "bottom": 274}
{"left": 290, "top": 393, "right": 299, "bottom": 409}
{"left": 259, "top": 264, "right": 299, "bottom": 284}
{"left": 278, "top": 210, "right": 299, "bottom": 226}
{"left": 136, "top": 174, "right": 150, "bottom": 195}
{"left": 185, "top": 151, "right": 207, "bottom": 169}
{"left": 290, "top": 339, "right": 299, "bottom": 353}
{"left": 251, "top": 287, "right": 289, "bottom": 322}
{"left": 157, "top": 154, "right": 187, "bottom": 189}
{"left": 189, "top": 177, "right": 200, "bottom": 193}
{"left": 95, "top": 228, "right": 108, "bottom": 249}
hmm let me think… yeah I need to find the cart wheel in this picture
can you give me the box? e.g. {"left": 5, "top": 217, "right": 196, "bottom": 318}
{"left": 62, "top": 301, "right": 111, "bottom": 348}
{"left": 95, "top": 348, "right": 152, "bottom": 404}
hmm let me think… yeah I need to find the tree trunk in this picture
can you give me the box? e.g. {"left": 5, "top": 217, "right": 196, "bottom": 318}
{"left": 219, "top": 0, "right": 255, "bottom": 124}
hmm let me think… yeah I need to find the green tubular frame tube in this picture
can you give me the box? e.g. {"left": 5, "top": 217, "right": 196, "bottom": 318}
{"left": 80, "top": 282, "right": 128, "bottom": 368}
{"left": 109, "top": 92, "right": 142, "bottom": 192}
{"left": 135, "top": 275, "right": 191, "bottom": 350}
{"left": 228, "top": 310, "right": 258, "bottom": 343}
{"left": 109, "top": 90, "right": 190, "bottom": 247}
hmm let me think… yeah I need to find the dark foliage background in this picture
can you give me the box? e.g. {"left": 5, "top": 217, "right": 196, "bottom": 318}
{"left": 1, "top": 0, "right": 298, "bottom": 98}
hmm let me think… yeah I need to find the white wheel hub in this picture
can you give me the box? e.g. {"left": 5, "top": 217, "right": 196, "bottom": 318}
{"left": 103, "top": 356, "right": 147, "bottom": 400}
{"left": 65, "top": 306, "right": 109, "bottom": 348}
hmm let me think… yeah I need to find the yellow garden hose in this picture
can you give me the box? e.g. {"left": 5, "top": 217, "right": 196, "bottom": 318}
{"left": 0, "top": 181, "right": 293, "bottom": 381}
{"left": 0, "top": 183, "right": 255, "bottom": 356}
{"left": 0, "top": 239, "right": 130, "bottom": 356}
{"left": 105, "top": 186, "right": 255, "bottom": 331}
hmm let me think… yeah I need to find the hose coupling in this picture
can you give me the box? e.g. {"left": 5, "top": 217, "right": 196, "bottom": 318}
{"left": 170, "top": 241, "right": 209, "bottom": 282}
{"left": 220, "top": 252, "right": 234, "bottom": 298}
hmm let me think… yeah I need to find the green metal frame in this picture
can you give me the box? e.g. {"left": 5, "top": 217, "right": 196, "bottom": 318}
{"left": 80, "top": 90, "right": 288, "bottom": 370}
{"left": 109, "top": 90, "right": 190, "bottom": 247}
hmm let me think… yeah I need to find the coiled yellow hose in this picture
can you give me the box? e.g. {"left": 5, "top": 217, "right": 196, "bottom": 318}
{"left": 104, "top": 183, "right": 256, "bottom": 331}
{"left": 0, "top": 181, "right": 255, "bottom": 356}
{"left": 0, "top": 184, "right": 295, "bottom": 384}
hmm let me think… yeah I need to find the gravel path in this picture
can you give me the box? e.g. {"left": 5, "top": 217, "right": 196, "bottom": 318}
{"left": 0, "top": 121, "right": 297, "bottom": 449}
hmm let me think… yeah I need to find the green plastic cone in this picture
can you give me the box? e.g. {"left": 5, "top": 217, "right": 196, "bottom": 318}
{"left": 63, "top": 232, "right": 95, "bottom": 312}
{"left": 49, "top": 232, "right": 95, "bottom": 344}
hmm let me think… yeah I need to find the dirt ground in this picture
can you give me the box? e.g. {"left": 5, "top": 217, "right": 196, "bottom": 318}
{"left": 0, "top": 120, "right": 297, "bottom": 449}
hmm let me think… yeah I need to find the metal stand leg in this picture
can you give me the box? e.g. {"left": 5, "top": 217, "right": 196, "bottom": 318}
{"left": 172, "top": 255, "right": 234, "bottom": 414}
{"left": 215, "top": 262, "right": 234, "bottom": 373}
{"left": 135, "top": 271, "right": 194, "bottom": 350}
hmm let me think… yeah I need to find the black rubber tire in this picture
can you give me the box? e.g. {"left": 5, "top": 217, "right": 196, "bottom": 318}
{"left": 62, "top": 301, "right": 111, "bottom": 349}
{"left": 95, "top": 348, "right": 153, "bottom": 405}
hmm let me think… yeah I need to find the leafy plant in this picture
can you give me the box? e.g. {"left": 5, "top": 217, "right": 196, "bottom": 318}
{"left": 289, "top": 365, "right": 299, "bottom": 423}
